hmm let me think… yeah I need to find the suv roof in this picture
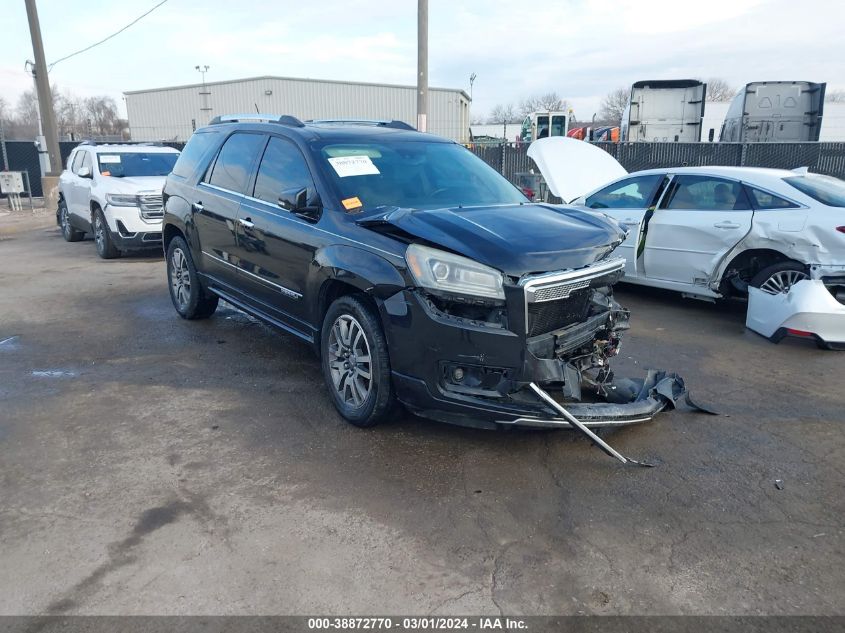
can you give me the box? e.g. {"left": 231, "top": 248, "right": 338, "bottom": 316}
{"left": 76, "top": 142, "right": 180, "bottom": 154}
{"left": 202, "top": 113, "right": 450, "bottom": 144}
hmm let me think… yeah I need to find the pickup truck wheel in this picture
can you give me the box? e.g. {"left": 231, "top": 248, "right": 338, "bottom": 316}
{"left": 321, "top": 296, "right": 394, "bottom": 427}
{"left": 93, "top": 209, "right": 120, "bottom": 259}
{"left": 751, "top": 261, "right": 809, "bottom": 295}
{"left": 166, "top": 236, "right": 219, "bottom": 319}
{"left": 59, "top": 199, "right": 84, "bottom": 242}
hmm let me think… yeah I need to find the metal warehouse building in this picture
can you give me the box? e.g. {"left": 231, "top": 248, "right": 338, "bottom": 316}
{"left": 124, "top": 75, "right": 471, "bottom": 143}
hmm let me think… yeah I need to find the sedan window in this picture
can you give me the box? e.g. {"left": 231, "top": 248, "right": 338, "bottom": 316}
{"left": 663, "top": 175, "right": 750, "bottom": 211}
{"left": 784, "top": 174, "right": 845, "bottom": 207}
{"left": 746, "top": 186, "right": 799, "bottom": 209}
{"left": 585, "top": 174, "right": 663, "bottom": 209}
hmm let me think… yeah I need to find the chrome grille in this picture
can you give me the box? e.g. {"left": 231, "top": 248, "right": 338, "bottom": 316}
{"left": 139, "top": 194, "right": 163, "bottom": 220}
{"left": 531, "top": 279, "right": 591, "bottom": 302}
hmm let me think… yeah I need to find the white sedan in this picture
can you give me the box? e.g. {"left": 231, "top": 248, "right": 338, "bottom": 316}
{"left": 527, "top": 137, "right": 845, "bottom": 348}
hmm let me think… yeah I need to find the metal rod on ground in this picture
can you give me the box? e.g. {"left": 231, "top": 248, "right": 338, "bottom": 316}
{"left": 416, "top": 0, "right": 428, "bottom": 132}
{"left": 528, "top": 383, "right": 655, "bottom": 467}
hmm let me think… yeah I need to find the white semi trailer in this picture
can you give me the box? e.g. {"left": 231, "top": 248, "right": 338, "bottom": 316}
{"left": 620, "top": 79, "right": 707, "bottom": 142}
{"left": 720, "top": 81, "right": 826, "bottom": 142}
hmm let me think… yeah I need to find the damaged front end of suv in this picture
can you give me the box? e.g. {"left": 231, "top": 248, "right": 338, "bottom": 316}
{"left": 360, "top": 203, "right": 696, "bottom": 460}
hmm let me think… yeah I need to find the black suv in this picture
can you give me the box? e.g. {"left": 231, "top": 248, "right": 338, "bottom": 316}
{"left": 162, "top": 114, "right": 665, "bottom": 431}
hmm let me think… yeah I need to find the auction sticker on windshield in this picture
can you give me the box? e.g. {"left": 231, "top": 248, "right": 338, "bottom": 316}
{"left": 328, "top": 155, "right": 380, "bottom": 178}
{"left": 99, "top": 155, "right": 122, "bottom": 163}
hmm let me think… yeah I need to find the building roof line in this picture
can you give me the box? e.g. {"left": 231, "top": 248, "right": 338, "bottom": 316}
{"left": 124, "top": 74, "right": 471, "bottom": 101}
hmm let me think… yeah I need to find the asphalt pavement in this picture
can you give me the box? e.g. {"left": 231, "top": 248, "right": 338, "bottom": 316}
{"left": 1, "top": 213, "right": 842, "bottom": 615}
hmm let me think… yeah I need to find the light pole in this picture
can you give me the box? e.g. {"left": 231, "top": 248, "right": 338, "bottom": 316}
{"left": 469, "top": 72, "right": 476, "bottom": 102}
{"left": 416, "top": 0, "right": 428, "bottom": 132}
{"left": 195, "top": 65, "right": 211, "bottom": 124}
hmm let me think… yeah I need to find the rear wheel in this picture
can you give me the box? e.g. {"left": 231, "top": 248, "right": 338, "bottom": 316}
{"left": 321, "top": 295, "right": 394, "bottom": 427}
{"left": 166, "top": 236, "right": 218, "bottom": 319}
{"left": 751, "top": 261, "right": 809, "bottom": 295}
{"left": 59, "top": 199, "right": 84, "bottom": 242}
{"left": 93, "top": 208, "right": 120, "bottom": 259}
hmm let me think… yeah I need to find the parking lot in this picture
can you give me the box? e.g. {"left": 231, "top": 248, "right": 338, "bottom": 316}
{"left": 1, "top": 211, "right": 843, "bottom": 615}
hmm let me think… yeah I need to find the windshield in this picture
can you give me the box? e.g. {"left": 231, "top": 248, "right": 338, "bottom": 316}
{"left": 784, "top": 174, "right": 845, "bottom": 207}
{"left": 97, "top": 152, "right": 179, "bottom": 178}
{"left": 314, "top": 140, "right": 527, "bottom": 212}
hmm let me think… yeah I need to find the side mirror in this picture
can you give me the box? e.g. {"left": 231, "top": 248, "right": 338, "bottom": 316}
{"left": 279, "top": 187, "right": 321, "bottom": 219}
{"left": 77, "top": 166, "right": 92, "bottom": 178}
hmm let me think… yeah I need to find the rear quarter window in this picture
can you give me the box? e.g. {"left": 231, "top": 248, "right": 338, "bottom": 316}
{"left": 784, "top": 175, "right": 845, "bottom": 207}
{"left": 171, "top": 131, "right": 220, "bottom": 179}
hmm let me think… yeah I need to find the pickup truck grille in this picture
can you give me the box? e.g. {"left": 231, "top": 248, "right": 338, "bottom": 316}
{"left": 139, "top": 194, "right": 163, "bottom": 220}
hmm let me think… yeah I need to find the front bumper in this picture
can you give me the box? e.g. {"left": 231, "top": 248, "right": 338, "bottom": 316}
{"left": 380, "top": 268, "right": 689, "bottom": 429}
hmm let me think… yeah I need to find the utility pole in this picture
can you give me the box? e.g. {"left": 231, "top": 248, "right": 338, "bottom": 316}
{"left": 416, "top": 0, "right": 428, "bottom": 132}
{"left": 24, "top": 0, "right": 61, "bottom": 178}
{"left": 196, "top": 65, "right": 211, "bottom": 125}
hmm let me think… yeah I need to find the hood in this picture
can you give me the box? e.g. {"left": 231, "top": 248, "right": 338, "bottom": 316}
{"left": 359, "top": 204, "right": 626, "bottom": 277}
{"left": 101, "top": 175, "right": 166, "bottom": 194}
{"left": 527, "top": 136, "right": 627, "bottom": 202}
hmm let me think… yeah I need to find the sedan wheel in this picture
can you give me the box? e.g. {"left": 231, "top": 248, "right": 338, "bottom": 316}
{"left": 327, "top": 314, "right": 372, "bottom": 408}
{"left": 759, "top": 269, "right": 809, "bottom": 295}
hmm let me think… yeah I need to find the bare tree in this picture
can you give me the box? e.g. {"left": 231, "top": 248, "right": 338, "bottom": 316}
{"left": 83, "top": 96, "right": 128, "bottom": 138}
{"left": 705, "top": 78, "right": 737, "bottom": 102}
{"left": 519, "top": 92, "right": 570, "bottom": 117}
{"left": 0, "top": 96, "right": 10, "bottom": 124}
{"left": 599, "top": 86, "right": 629, "bottom": 124}
{"left": 826, "top": 89, "right": 845, "bottom": 103}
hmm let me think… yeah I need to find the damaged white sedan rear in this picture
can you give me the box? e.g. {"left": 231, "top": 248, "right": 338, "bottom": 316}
{"left": 529, "top": 138, "right": 845, "bottom": 347}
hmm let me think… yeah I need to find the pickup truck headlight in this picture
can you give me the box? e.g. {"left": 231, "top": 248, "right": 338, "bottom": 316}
{"left": 106, "top": 194, "right": 139, "bottom": 207}
{"left": 405, "top": 244, "right": 505, "bottom": 300}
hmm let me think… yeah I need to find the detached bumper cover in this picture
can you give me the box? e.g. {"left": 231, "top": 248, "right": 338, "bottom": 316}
{"left": 746, "top": 280, "right": 845, "bottom": 348}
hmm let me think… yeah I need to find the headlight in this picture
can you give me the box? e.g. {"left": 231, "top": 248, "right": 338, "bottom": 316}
{"left": 106, "top": 194, "right": 139, "bottom": 207}
{"left": 405, "top": 244, "right": 505, "bottom": 300}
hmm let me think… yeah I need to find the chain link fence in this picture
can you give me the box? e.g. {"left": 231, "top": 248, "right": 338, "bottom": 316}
{"left": 470, "top": 141, "right": 845, "bottom": 194}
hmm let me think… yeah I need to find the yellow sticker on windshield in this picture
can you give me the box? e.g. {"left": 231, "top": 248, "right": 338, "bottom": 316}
{"left": 342, "top": 196, "right": 363, "bottom": 211}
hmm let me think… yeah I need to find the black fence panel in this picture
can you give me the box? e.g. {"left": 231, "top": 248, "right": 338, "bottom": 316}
{"left": 469, "top": 141, "right": 845, "bottom": 189}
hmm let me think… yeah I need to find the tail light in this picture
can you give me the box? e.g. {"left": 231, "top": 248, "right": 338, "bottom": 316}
{"left": 836, "top": 226, "right": 845, "bottom": 234}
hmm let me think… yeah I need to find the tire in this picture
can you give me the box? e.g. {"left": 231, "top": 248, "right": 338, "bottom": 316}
{"left": 93, "top": 208, "right": 120, "bottom": 259}
{"left": 59, "top": 199, "right": 84, "bottom": 242}
{"left": 750, "top": 261, "right": 809, "bottom": 295}
{"left": 166, "top": 235, "right": 219, "bottom": 319}
{"left": 320, "top": 295, "right": 395, "bottom": 427}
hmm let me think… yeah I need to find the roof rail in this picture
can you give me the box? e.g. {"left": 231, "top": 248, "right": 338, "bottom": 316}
{"left": 208, "top": 113, "right": 305, "bottom": 127}
{"left": 307, "top": 119, "right": 416, "bottom": 131}
{"left": 78, "top": 140, "right": 165, "bottom": 147}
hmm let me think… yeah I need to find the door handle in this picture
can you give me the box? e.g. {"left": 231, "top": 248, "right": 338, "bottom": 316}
{"left": 713, "top": 221, "right": 741, "bottom": 229}
{"left": 619, "top": 219, "right": 639, "bottom": 226}
{"left": 192, "top": 201, "right": 204, "bottom": 212}
{"left": 238, "top": 217, "right": 255, "bottom": 229}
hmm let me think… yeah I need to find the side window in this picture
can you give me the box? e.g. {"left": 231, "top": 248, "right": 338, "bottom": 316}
{"left": 171, "top": 131, "right": 219, "bottom": 179}
{"left": 746, "top": 186, "right": 799, "bottom": 209}
{"left": 71, "top": 151, "right": 85, "bottom": 174}
{"left": 663, "top": 175, "right": 750, "bottom": 211}
{"left": 80, "top": 152, "right": 93, "bottom": 173}
{"left": 586, "top": 174, "right": 662, "bottom": 209}
{"left": 206, "top": 133, "right": 265, "bottom": 194}
{"left": 252, "top": 137, "right": 315, "bottom": 206}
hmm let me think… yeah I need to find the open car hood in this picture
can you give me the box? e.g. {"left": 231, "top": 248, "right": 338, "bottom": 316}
{"left": 358, "top": 203, "right": 626, "bottom": 278}
{"left": 527, "top": 137, "right": 627, "bottom": 202}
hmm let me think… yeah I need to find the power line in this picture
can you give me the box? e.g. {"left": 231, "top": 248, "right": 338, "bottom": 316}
{"left": 47, "top": 0, "right": 169, "bottom": 71}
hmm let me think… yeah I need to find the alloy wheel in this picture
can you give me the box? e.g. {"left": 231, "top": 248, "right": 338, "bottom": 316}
{"left": 760, "top": 269, "right": 809, "bottom": 295}
{"left": 94, "top": 215, "right": 105, "bottom": 252}
{"left": 327, "top": 314, "right": 373, "bottom": 408}
{"left": 170, "top": 247, "right": 191, "bottom": 309}
{"left": 61, "top": 207, "right": 70, "bottom": 238}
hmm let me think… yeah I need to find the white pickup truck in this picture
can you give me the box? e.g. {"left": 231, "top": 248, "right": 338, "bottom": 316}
{"left": 57, "top": 142, "right": 180, "bottom": 258}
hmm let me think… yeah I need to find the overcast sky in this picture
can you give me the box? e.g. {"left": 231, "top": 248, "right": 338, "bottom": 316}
{"left": 2, "top": 0, "right": 843, "bottom": 122}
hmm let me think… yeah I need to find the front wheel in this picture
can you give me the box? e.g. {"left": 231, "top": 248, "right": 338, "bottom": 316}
{"left": 166, "top": 236, "right": 219, "bottom": 319}
{"left": 321, "top": 295, "right": 395, "bottom": 427}
{"left": 93, "top": 208, "right": 120, "bottom": 259}
{"left": 59, "top": 199, "right": 84, "bottom": 242}
{"left": 751, "top": 261, "right": 809, "bottom": 295}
